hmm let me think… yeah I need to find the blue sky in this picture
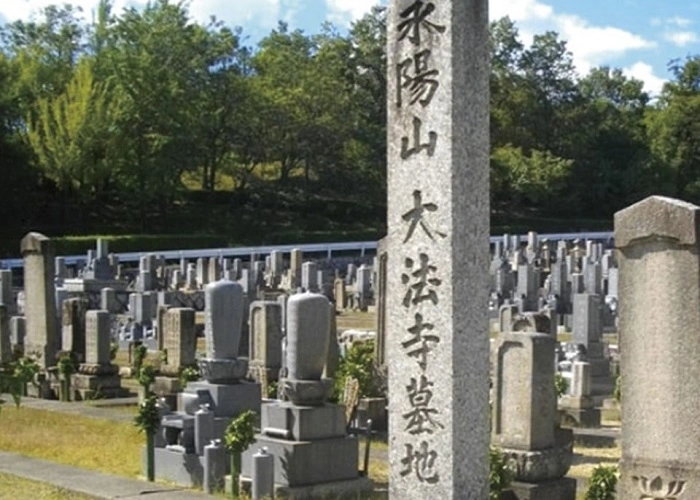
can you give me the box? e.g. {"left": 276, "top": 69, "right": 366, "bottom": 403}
{"left": 1, "top": 0, "right": 699, "bottom": 95}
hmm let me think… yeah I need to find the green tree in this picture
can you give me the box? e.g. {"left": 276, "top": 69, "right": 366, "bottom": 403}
{"left": 491, "top": 145, "right": 573, "bottom": 210}
{"left": 648, "top": 56, "right": 700, "bottom": 202}
{"left": 26, "top": 58, "right": 117, "bottom": 213}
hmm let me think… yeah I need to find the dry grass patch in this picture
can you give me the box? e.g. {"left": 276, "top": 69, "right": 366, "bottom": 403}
{"left": 569, "top": 444, "right": 620, "bottom": 479}
{"left": 0, "top": 473, "right": 98, "bottom": 499}
{"left": 0, "top": 407, "right": 142, "bottom": 478}
{"left": 337, "top": 310, "right": 376, "bottom": 331}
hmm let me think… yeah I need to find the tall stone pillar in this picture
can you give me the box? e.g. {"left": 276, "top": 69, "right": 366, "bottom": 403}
{"left": 21, "top": 232, "right": 58, "bottom": 368}
{"left": 616, "top": 196, "right": 700, "bottom": 499}
{"left": 386, "top": 0, "right": 490, "bottom": 497}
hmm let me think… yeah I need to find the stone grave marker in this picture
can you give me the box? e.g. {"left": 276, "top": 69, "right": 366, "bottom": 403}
{"left": 386, "top": 0, "right": 490, "bottom": 497}
{"left": 21, "top": 232, "right": 58, "bottom": 368}
{"left": 615, "top": 196, "right": 700, "bottom": 498}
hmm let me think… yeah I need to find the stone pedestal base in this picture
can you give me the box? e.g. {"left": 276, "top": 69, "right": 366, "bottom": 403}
{"left": 179, "top": 380, "right": 261, "bottom": 417}
{"left": 501, "top": 428, "right": 574, "bottom": 483}
{"left": 236, "top": 475, "right": 373, "bottom": 499}
{"left": 26, "top": 376, "right": 54, "bottom": 399}
{"left": 559, "top": 407, "right": 601, "bottom": 428}
{"left": 151, "top": 447, "right": 212, "bottom": 487}
{"left": 279, "top": 378, "right": 333, "bottom": 405}
{"left": 503, "top": 477, "right": 576, "bottom": 500}
{"left": 198, "top": 358, "right": 248, "bottom": 383}
{"left": 153, "top": 376, "right": 182, "bottom": 395}
{"left": 70, "top": 373, "right": 128, "bottom": 400}
{"left": 559, "top": 396, "right": 601, "bottom": 428}
{"left": 241, "top": 434, "right": 360, "bottom": 487}
{"left": 248, "top": 365, "right": 280, "bottom": 384}
{"left": 619, "top": 458, "right": 699, "bottom": 499}
{"left": 262, "top": 402, "right": 345, "bottom": 441}
{"left": 355, "top": 397, "right": 387, "bottom": 431}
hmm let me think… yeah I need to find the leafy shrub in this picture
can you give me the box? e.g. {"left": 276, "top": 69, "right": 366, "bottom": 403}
{"left": 109, "top": 343, "right": 119, "bottom": 362}
{"left": 555, "top": 372, "right": 569, "bottom": 398}
{"left": 490, "top": 446, "right": 511, "bottom": 499}
{"left": 134, "top": 394, "right": 161, "bottom": 434}
{"left": 224, "top": 410, "right": 257, "bottom": 454}
{"left": 179, "top": 365, "right": 199, "bottom": 387}
{"left": 333, "top": 340, "right": 379, "bottom": 401}
{"left": 585, "top": 465, "right": 618, "bottom": 500}
{"left": 0, "top": 356, "right": 39, "bottom": 412}
{"left": 132, "top": 344, "right": 148, "bottom": 376}
{"left": 138, "top": 363, "right": 157, "bottom": 394}
{"left": 614, "top": 375, "right": 621, "bottom": 403}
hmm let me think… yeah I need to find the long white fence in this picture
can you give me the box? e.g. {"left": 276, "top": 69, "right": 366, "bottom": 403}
{"left": 0, "top": 231, "right": 614, "bottom": 270}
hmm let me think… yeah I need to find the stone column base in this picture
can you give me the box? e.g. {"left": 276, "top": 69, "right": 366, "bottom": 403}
{"left": 235, "top": 475, "right": 374, "bottom": 500}
{"left": 503, "top": 476, "right": 576, "bottom": 500}
{"left": 619, "top": 458, "right": 698, "bottom": 499}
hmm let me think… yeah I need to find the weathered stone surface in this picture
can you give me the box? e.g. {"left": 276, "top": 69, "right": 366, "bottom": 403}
{"left": 500, "top": 429, "right": 574, "bottom": 482}
{"left": 286, "top": 292, "right": 330, "bottom": 381}
{"left": 21, "top": 232, "right": 58, "bottom": 368}
{"left": 163, "top": 308, "right": 196, "bottom": 369}
{"left": 204, "top": 280, "right": 244, "bottom": 360}
{"left": 0, "top": 305, "right": 10, "bottom": 363}
{"left": 279, "top": 378, "right": 333, "bottom": 406}
{"left": 61, "top": 297, "right": 88, "bottom": 359}
{"left": 615, "top": 195, "right": 700, "bottom": 247}
{"left": 492, "top": 332, "right": 556, "bottom": 451}
{"left": 198, "top": 358, "right": 248, "bottom": 384}
{"left": 85, "top": 310, "right": 111, "bottom": 366}
{"left": 616, "top": 195, "right": 700, "bottom": 499}
{"left": 248, "top": 301, "right": 283, "bottom": 372}
{"left": 386, "top": 0, "right": 490, "bottom": 497}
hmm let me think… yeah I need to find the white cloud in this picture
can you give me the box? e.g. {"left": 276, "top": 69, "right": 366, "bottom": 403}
{"left": 324, "top": 0, "right": 378, "bottom": 23}
{"left": 491, "top": 0, "right": 553, "bottom": 22}
{"left": 667, "top": 16, "right": 693, "bottom": 27}
{"left": 0, "top": 0, "right": 282, "bottom": 31}
{"left": 0, "top": 0, "right": 137, "bottom": 23}
{"left": 490, "top": 0, "right": 655, "bottom": 75}
{"left": 624, "top": 62, "right": 666, "bottom": 96}
{"left": 187, "top": 0, "right": 280, "bottom": 28}
{"left": 664, "top": 30, "right": 699, "bottom": 47}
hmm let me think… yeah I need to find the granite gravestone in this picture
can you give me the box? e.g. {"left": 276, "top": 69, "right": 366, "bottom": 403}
{"left": 615, "top": 196, "right": 700, "bottom": 498}
{"left": 386, "top": 0, "right": 490, "bottom": 497}
{"left": 21, "top": 232, "right": 58, "bottom": 369}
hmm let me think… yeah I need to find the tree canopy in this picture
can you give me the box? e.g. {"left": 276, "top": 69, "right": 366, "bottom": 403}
{"left": 0, "top": 1, "right": 697, "bottom": 252}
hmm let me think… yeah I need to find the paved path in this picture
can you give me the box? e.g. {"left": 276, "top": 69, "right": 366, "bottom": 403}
{"left": 0, "top": 451, "right": 210, "bottom": 499}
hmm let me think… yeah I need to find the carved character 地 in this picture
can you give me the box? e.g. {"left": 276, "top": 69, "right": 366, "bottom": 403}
{"left": 400, "top": 440, "right": 440, "bottom": 484}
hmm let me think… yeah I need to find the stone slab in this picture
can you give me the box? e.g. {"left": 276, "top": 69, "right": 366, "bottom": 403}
{"left": 72, "top": 373, "right": 121, "bottom": 391}
{"left": 559, "top": 407, "right": 601, "bottom": 428}
{"left": 240, "top": 434, "right": 359, "bottom": 487}
{"left": 261, "top": 402, "right": 346, "bottom": 441}
{"left": 153, "top": 376, "right": 182, "bottom": 395}
{"left": 152, "top": 447, "right": 208, "bottom": 487}
{"left": 180, "top": 380, "right": 260, "bottom": 417}
{"left": 238, "top": 475, "right": 373, "bottom": 500}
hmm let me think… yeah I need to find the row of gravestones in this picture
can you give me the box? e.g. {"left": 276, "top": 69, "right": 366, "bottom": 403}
{"left": 52, "top": 238, "right": 376, "bottom": 299}
{"left": 153, "top": 280, "right": 372, "bottom": 495}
